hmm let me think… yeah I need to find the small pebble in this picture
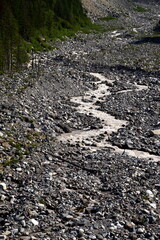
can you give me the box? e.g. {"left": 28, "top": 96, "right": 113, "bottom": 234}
{"left": 1, "top": 195, "right": 6, "bottom": 201}
{"left": 137, "top": 227, "right": 145, "bottom": 233}
{"left": 78, "top": 228, "right": 84, "bottom": 237}
{"left": 146, "top": 190, "right": 154, "bottom": 198}
{"left": 16, "top": 167, "right": 22, "bottom": 172}
{"left": 21, "top": 220, "right": 26, "bottom": 227}
{"left": 0, "top": 236, "right": 6, "bottom": 240}
{"left": 149, "top": 202, "right": 157, "bottom": 209}
{"left": 89, "top": 235, "right": 96, "bottom": 240}
{"left": 0, "top": 132, "right": 3, "bottom": 137}
{"left": 29, "top": 219, "right": 39, "bottom": 226}
{"left": 11, "top": 229, "right": 19, "bottom": 234}
{"left": 0, "top": 183, "right": 7, "bottom": 191}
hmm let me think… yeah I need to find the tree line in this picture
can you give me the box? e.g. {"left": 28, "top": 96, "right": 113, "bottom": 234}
{"left": 0, "top": 0, "right": 89, "bottom": 72}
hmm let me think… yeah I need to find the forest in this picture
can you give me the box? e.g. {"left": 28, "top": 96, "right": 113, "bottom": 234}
{"left": 0, "top": 0, "right": 90, "bottom": 72}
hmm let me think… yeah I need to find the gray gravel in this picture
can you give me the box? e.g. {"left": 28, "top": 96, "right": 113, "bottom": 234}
{"left": 0, "top": 1, "right": 160, "bottom": 239}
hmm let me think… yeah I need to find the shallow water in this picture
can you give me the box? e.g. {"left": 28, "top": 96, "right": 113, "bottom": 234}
{"left": 57, "top": 73, "right": 160, "bottom": 162}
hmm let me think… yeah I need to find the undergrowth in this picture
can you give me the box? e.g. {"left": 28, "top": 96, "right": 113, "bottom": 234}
{"left": 99, "top": 16, "right": 118, "bottom": 21}
{"left": 133, "top": 5, "right": 149, "bottom": 13}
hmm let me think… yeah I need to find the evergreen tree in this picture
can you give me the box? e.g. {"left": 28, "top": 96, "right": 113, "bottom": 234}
{"left": 0, "top": 0, "right": 90, "bottom": 72}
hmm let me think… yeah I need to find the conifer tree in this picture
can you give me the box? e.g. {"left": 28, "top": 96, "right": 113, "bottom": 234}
{"left": 0, "top": 0, "right": 90, "bottom": 72}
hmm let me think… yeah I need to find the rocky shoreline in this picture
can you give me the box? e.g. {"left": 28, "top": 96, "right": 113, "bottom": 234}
{"left": 0, "top": 1, "right": 160, "bottom": 239}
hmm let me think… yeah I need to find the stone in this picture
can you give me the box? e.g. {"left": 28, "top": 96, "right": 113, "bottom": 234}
{"left": 148, "top": 215, "right": 157, "bottom": 224}
{"left": 0, "top": 195, "right": 6, "bottom": 201}
{"left": 11, "top": 229, "right": 19, "bottom": 234}
{"left": 10, "top": 195, "right": 15, "bottom": 204}
{"left": 21, "top": 220, "right": 26, "bottom": 227}
{"left": 34, "top": 128, "right": 41, "bottom": 133}
{"left": 37, "top": 203, "right": 45, "bottom": 208}
{"left": 2, "top": 142, "right": 10, "bottom": 148}
{"left": 0, "top": 183, "right": 7, "bottom": 191}
{"left": 151, "top": 129, "right": 160, "bottom": 135}
{"left": 62, "top": 214, "right": 74, "bottom": 220}
{"left": 155, "top": 184, "right": 160, "bottom": 190}
{"left": 149, "top": 202, "right": 157, "bottom": 209}
{"left": 20, "top": 237, "right": 31, "bottom": 240}
{"left": 124, "top": 221, "right": 135, "bottom": 232}
{"left": 0, "top": 236, "right": 7, "bottom": 240}
{"left": 16, "top": 167, "right": 22, "bottom": 172}
{"left": 0, "top": 132, "right": 3, "bottom": 137}
{"left": 89, "top": 235, "right": 96, "bottom": 239}
{"left": 150, "top": 237, "right": 155, "bottom": 240}
{"left": 125, "top": 139, "right": 134, "bottom": 148}
{"left": 47, "top": 155, "right": 53, "bottom": 161}
{"left": 117, "top": 222, "right": 123, "bottom": 228}
{"left": 137, "top": 227, "right": 145, "bottom": 233}
{"left": 3, "top": 231, "right": 11, "bottom": 236}
{"left": 29, "top": 219, "right": 39, "bottom": 226}
{"left": 110, "top": 223, "right": 118, "bottom": 230}
{"left": 78, "top": 228, "right": 84, "bottom": 237}
{"left": 20, "top": 228, "right": 26, "bottom": 233}
{"left": 146, "top": 190, "right": 154, "bottom": 198}
{"left": 15, "top": 215, "right": 25, "bottom": 221}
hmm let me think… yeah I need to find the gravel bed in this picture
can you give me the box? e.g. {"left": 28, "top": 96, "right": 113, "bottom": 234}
{"left": 0, "top": 1, "right": 160, "bottom": 239}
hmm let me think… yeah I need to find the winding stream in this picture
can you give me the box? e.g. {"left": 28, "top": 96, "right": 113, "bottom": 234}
{"left": 57, "top": 73, "right": 160, "bottom": 162}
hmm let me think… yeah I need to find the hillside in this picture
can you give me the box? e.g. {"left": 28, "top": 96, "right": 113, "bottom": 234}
{"left": 0, "top": 0, "right": 90, "bottom": 72}
{"left": 82, "top": 0, "right": 133, "bottom": 18}
{"left": 0, "top": 0, "right": 149, "bottom": 72}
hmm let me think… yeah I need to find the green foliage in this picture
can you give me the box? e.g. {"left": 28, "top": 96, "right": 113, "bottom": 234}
{"left": 99, "top": 16, "right": 118, "bottom": 21}
{"left": 2, "top": 157, "right": 19, "bottom": 167}
{"left": 0, "top": 0, "right": 93, "bottom": 72}
{"left": 134, "top": 5, "right": 149, "bottom": 12}
{"left": 0, "top": 0, "right": 31, "bottom": 71}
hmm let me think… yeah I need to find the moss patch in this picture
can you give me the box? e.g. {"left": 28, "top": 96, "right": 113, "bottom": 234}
{"left": 99, "top": 16, "right": 118, "bottom": 21}
{"left": 134, "top": 5, "right": 149, "bottom": 13}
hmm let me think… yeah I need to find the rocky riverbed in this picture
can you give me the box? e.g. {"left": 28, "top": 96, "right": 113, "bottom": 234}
{"left": 0, "top": 1, "right": 160, "bottom": 239}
